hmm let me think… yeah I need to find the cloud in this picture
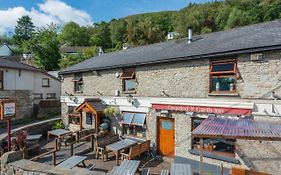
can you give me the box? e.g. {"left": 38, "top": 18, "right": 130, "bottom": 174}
{"left": 0, "top": 0, "right": 93, "bottom": 35}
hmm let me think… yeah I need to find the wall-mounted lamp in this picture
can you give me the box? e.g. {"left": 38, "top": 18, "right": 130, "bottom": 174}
{"left": 160, "top": 110, "right": 169, "bottom": 117}
{"left": 115, "top": 72, "right": 120, "bottom": 78}
{"left": 126, "top": 94, "right": 134, "bottom": 105}
{"left": 185, "top": 112, "right": 195, "bottom": 117}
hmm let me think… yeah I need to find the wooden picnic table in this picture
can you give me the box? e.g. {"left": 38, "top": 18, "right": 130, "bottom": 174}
{"left": 47, "top": 129, "right": 71, "bottom": 141}
{"left": 106, "top": 139, "right": 137, "bottom": 165}
{"left": 56, "top": 155, "right": 87, "bottom": 169}
{"left": 108, "top": 160, "right": 140, "bottom": 175}
{"left": 171, "top": 162, "right": 192, "bottom": 175}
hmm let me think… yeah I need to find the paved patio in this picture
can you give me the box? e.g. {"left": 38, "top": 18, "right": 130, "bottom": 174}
{"left": 34, "top": 140, "right": 171, "bottom": 175}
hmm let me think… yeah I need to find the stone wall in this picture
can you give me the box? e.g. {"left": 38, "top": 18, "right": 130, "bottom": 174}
{"left": 61, "top": 50, "right": 281, "bottom": 99}
{"left": 0, "top": 90, "right": 33, "bottom": 119}
{"left": 145, "top": 109, "right": 247, "bottom": 170}
{"left": 0, "top": 157, "right": 99, "bottom": 175}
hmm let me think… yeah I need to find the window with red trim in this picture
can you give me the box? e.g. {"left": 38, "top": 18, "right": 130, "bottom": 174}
{"left": 210, "top": 60, "right": 237, "bottom": 93}
{"left": 121, "top": 68, "right": 136, "bottom": 92}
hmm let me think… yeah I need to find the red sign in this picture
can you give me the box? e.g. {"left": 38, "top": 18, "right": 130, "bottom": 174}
{"left": 152, "top": 104, "right": 252, "bottom": 116}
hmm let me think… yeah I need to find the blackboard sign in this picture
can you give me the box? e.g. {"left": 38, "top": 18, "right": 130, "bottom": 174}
{"left": 86, "top": 113, "right": 94, "bottom": 125}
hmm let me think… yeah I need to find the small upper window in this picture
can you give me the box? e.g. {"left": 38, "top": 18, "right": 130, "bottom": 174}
{"left": 0, "top": 71, "right": 3, "bottom": 90}
{"left": 73, "top": 73, "right": 83, "bottom": 92}
{"left": 210, "top": 60, "right": 237, "bottom": 93}
{"left": 42, "top": 78, "right": 50, "bottom": 87}
{"left": 121, "top": 68, "right": 136, "bottom": 92}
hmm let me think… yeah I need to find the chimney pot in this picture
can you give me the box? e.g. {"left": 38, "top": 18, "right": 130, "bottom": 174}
{"left": 187, "top": 26, "right": 193, "bottom": 44}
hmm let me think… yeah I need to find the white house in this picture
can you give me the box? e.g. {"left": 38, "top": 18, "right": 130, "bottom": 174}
{"left": 0, "top": 57, "right": 61, "bottom": 119}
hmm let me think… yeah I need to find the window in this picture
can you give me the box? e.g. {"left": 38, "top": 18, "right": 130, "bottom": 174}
{"left": 121, "top": 68, "right": 136, "bottom": 92}
{"left": 121, "top": 112, "right": 146, "bottom": 138}
{"left": 73, "top": 73, "right": 83, "bottom": 92}
{"left": 210, "top": 60, "right": 237, "bottom": 93}
{"left": 0, "top": 70, "right": 3, "bottom": 90}
{"left": 33, "top": 93, "right": 43, "bottom": 99}
{"left": 42, "top": 78, "right": 50, "bottom": 87}
{"left": 191, "top": 117, "right": 235, "bottom": 157}
{"left": 46, "top": 93, "right": 56, "bottom": 99}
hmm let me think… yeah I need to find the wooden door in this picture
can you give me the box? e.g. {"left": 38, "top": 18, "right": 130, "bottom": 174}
{"left": 158, "top": 117, "right": 175, "bottom": 157}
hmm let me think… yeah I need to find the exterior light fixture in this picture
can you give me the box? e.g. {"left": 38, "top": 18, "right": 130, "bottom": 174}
{"left": 115, "top": 72, "right": 120, "bottom": 78}
{"left": 160, "top": 110, "right": 169, "bottom": 117}
{"left": 185, "top": 112, "right": 195, "bottom": 117}
{"left": 126, "top": 94, "right": 134, "bottom": 105}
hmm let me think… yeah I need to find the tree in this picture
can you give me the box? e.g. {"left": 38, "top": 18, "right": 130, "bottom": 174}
{"left": 109, "top": 19, "right": 127, "bottom": 46}
{"left": 59, "top": 22, "right": 90, "bottom": 46}
{"left": 13, "top": 16, "right": 35, "bottom": 47}
{"left": 89, "top": 22, "right": 112, "bottom": 49}
{"left": 28, "top": 25, "right": 61, "bottom": 70}
{"left": 59, "top": 47, "right": 98, "bottom": 69}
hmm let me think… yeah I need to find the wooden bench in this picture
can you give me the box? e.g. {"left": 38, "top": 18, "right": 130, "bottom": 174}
{"left": 160, "top": 169, "right": 170, "bottom": 175}
{"left": 95, "top": 134, "right": 120, "bottom": 160}
{"left": 121, "top": 140, "right": 150, "bottom": 160}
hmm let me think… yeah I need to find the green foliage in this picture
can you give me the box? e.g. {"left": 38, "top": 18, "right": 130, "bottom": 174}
{"left": 27, "top": 24, "right": 61, "bottom": 71}
{"left": 59, "top": 22, "right": 90, "bottom": 46}
{"left": 89, "top": 22, "right": 112, "bottom": 49}
{"left": 13, "top": 15, "right": 35, "bottom": 47}
{"left": 52, "top": 120, "right": 64, "bottom": 130}
{"left": 59, "top": 46, "right": 98, "bottom": 69}
{"left": 103, "top": 106, "right": 120, "bottom": 117}
{"left": 0, "top": 36, "right": 14, "bottom": 45}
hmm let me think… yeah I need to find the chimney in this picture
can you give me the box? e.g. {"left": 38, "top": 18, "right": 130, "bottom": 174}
{"left": 187, "top": 26, "right": 193, "bottom": 44}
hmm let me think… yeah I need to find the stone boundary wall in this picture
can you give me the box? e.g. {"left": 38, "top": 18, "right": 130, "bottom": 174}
{"left": 0, "top": 90, "right": 33, "bottom": 119}
{"left": 0, "top": 117, "right": 60, "bottom": 143}
{"left": 0, "top": 156, "right": 98, "bottom": 175}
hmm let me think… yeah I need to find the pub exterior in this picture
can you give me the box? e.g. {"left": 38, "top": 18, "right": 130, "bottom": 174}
{"left": 60, "top": 20, "right": 281, "bottom": 173}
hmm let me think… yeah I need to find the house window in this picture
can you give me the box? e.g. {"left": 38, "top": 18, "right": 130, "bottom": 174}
{"left": 191, "top": 117, "right": 235, "bottom": 157}
{"left": 73, "top": 73, "right": 83, "bottom": 92}
{"left": 33, "top": 93, "right": 43, "bottom": 99}
{"left": 42, "top": 78, "right": 50, "bottom": 87}
{"left": 46, "top": 93, "right": 56, "bottom": 99}
{"left": 0, "top": 70, "right": 3, "bottom": 90}
{"left": 121, "top": 112, "right": 146, "bottom": 138}
{"left": 121, "top": 68, "right": 136, "bottom": 92}
{"left": 210, "top": 60, "right": 237, "bottom": 93}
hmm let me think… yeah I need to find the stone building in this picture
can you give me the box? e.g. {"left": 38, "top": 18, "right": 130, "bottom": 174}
{"left": 60, "top": 20, "right": 281, "bottom": 174}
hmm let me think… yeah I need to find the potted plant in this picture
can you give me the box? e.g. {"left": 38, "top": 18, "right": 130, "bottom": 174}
{"left": 103, "top": 106, "right": 120, "bottom": 117}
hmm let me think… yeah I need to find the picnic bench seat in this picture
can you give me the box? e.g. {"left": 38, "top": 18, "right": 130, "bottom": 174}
{"left": 121, "top": 140, "right": 150, "bottom": 160}
{"left": 96, "top": 134, "right": 120, "bottom": 160}
{"left": 160, "top": 169, "right": 170, "bottom": 175}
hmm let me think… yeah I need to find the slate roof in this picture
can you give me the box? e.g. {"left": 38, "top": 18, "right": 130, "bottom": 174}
{"left": 60, "top": 20, "right": 281, "bottom": 75}
{"left": 0, "top": 57, "right": 61, "bottom": 81}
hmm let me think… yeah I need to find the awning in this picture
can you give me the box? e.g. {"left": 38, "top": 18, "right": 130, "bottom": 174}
{"left": 192, "top": 116, "right": 281, "bottom": 141}
{"left": 121, "top": 112, "right": 146, "bottom": 126}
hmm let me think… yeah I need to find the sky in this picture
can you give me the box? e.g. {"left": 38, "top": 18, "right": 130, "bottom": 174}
{"left": 0, "top": 0, "right": 211, "bottom": 35}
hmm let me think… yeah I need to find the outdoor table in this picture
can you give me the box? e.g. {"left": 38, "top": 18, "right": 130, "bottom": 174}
{"left": 47, "top": 129, "right": 71, "bottom": 141}
{"left": 56, "top": 155, "right": 87, "bottom": 169}
{"left": 109, "top": 160, "right": 140, "bottom": 175}
{"left": 106, "top": 139, "right": 137, "bottom": 165}
{"left": 171, "top": 163, "right": 192, "bottom": 175}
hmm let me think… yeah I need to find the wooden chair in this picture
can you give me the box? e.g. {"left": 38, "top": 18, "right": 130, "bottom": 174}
{"left": 160, "top": 169, "right": 170, "bottom": 175}
{"left": 96, "top": 134, "right": 120, "bottom": 160}
{"left": 141, "top": 168, "right": 150, "bottom": 175}
{"left": 121, "top": 140, "right": 151, "bottom": 160}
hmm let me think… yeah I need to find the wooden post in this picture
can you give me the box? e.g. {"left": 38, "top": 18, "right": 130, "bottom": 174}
{"left": 53, "top": 151, "right": 56, "bottom": 166}
{"left": 7, "top": 118, "right": 11, "bottom": 151}
{"left": 199, "top": 138, "right": 203, "bottom": 175}
{"left": 70, "top": 143, "right": 74, "bottom": 156}
{"left": 90, "top": 135, "right": 94, "bottom": 151}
